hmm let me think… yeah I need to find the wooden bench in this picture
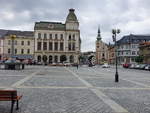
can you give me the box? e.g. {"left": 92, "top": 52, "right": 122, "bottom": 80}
{"left": 0, "top": 90, "right": 22, "bottom": 113}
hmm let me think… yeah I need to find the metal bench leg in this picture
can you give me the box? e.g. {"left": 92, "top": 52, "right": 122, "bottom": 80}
{"left": 11, "top": 100, "right": 15, "bottom": 113}
{"left": 16, "top": 100, "right": 19, "bottom": 110}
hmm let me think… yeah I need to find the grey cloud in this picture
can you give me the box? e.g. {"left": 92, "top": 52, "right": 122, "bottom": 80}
{"left": 0, "top": 0, "right": 150, "bottom": 51}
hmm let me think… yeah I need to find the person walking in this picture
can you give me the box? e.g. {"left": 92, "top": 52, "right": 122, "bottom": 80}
{"left": 76, "top": 63, "right": 78, "bottom": 69}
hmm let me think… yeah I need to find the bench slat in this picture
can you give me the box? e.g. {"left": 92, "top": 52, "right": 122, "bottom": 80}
{"left": 0, "top": 90, "right": 22, "bottom": 101}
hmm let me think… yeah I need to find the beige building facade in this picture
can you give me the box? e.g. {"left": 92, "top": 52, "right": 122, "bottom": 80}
{"left": 34, "top": 9, "right": 81, "bottom": 64}
{"left": 2, "top": 30, "right": 34, "bottom": 60}
{"left": 139, "top": 42, "right": 150, "bottom": 64}
{"left": 96, "top": 27, "right": 109, "bottom": 64}
{"left": 108, "top": 45, "right": 115, "bottom": 64}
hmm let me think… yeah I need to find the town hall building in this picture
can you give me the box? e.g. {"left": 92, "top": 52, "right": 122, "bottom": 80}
{"left": 34, "top": 9, "right": 81, "bottom": 64}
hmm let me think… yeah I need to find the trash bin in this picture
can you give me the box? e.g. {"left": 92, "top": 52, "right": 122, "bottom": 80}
{"left": 22, "top": 64, "right": 25, "bottom": 69}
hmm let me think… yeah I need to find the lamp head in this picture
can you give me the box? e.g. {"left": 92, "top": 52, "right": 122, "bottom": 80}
{"left": 117, "top": 29, "right": 121, "bottom": 34}
{"left": 112, "top": 29, "right": 116, "bottom": 34}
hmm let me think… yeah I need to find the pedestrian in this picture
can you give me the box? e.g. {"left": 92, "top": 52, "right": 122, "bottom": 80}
{"left": 76, "top": 63, "right": 78, "bottom": 69}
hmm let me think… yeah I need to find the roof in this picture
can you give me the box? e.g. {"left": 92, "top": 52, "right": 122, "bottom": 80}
{"left": 117, "top": 34, "right": 150, "bottom": 45}
{"left": 0, "top": 29, "right": 8, "bottom": 38}
{"left": 139, "top": 42, "right": 150, "bottom": 47}
{"left": 5, "top": 30, "right": 34, "bottom": 37}
{"left": 66, "top": 9, "right": 78, "bottom": 22}
{"left": 0, "top": 29, "right": 34, "bottom": 38}
{"left": 34, "top": 21, "right": 65, "bottom": 30}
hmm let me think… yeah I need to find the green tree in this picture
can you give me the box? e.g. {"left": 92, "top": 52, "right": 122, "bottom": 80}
{"left": 135, "top": 56, "right": 144, "bottom": 63}
{"left": 60, "top": 55, "right": 67, "bottom": 63}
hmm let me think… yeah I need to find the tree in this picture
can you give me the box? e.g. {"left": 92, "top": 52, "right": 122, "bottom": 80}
{"left": 135, "top": 56, "right": 144, "bottom": 63}
{"left": 42, "top": 55, "right": 47, "bottom": 63}
{"left": 60, "top": 55, "right": 67, "bottom": 63}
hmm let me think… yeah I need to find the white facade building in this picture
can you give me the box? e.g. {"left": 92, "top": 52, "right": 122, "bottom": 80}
{"left": 34, "top": 9, "right": 81, "bottom": 64}
{"left": 117, "top": 34, "right": 150, "bottom": 64}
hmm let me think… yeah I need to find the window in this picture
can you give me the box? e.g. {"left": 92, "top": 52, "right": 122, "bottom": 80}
{"left": 15, "top": 40, "right": 17, "bottom": 45}
{"left": 68, "top": 43, "right": 71, "bottom": 51}
{"left": 55, "top": 34, "right": 58, "bottom": 39}
{"left": 27, "top": 41, "right": 30, "bottom": 45}
{"left": 54, "top": 56, "right": 58, "bottom": 63}
{"left": 72, "top": 43, "right": 75, "bottom": 51}
{"left": 21, "top": 41, "right": 24, "bottom": 45}
{"left": 37, "top": 42, "right": 41, "bottom": 50}
{"left": 15, "top": 49, "right": 17, "bottom": 54}
{"left": 8, "top": 40, "right": 11, "bottom": 45}
{"left": 44, "top": 33, "right": 47, "bottom": 39}
{"left": 54, "top": 42, "right": 58, "bottom": 51}
{"left": 60, "top": 42, "right": 64, "bottom": 51}
{"left": 132, "top": 51, "right": 136, "bottom": 55}
{"left": 21, "top": 49, "right": 24, "bottom": 54}
{"left": 49, "top": 34, "right": 52, "bottom": 39}
{"left": 102, "top": 53, "right": 105, "bottom": 57}
{"left": 49, "top": 42, "right": 53, "bottom": 50}
{"left": 70, "top": 55, "right": 74, "bottom": 63}
{"left": 73, "top": 34, "right": 75, "bottom": 40}
{"left": 60, "top": 34, "right": 63, "bottom": 40}
{"left": 38, "top": 33, "right": 41, "bottom": 39}
{"left": 69, "top": 35, "right": 71, "bottom": 40}
{"left": 43, "top": 42, "right": 47, "bottom": 50}
{"left": 27, "top": 49, "right": 30, "bottom": 54}
{"left": 37, "top": 55, "right": 41, "bottom": 62}
{"left": 8, "top": 48, "right": 11, "bottom": 53}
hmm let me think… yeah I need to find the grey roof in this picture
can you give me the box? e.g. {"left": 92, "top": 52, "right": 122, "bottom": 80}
{"left": 5, "top": 30, "right": 34, "bottom": 37}
{"left": 0, "top": 29, "right": 34, "bottom": 38}
{"left": 0, "top": 29, "right": 8, "bottom": 38}
{"left": 117, "top": 34, "right": 150, "bottom": 45}
{"left": 34, "top": 21, "right": 65, "bottom": 30}
{"left": 66, "top": 9, "right": 78, "bottom": 22}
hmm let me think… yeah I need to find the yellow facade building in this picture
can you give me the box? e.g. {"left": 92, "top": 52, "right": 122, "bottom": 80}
{"left": 2, "top": 30, "right": 34, "bottom": 60}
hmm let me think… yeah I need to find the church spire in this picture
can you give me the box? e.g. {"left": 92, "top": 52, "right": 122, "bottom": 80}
{"left": 97, "top": 26, "right": 101, "bottom": 40}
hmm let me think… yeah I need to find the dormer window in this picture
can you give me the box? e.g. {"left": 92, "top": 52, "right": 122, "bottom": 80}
{"left": 38, "top": 33, "right": 41, "bottom": 39}
{"left": 60, "top": 34, "right": 63, "bottom": 40}
{"left": 49, "top": 34, "right": 52, "bottom": 40}
{"left": 44, "top": 33, "right": 47, "bottom": 39}
{"left": 55, "top": 34, "right": 58, "bottom": 40}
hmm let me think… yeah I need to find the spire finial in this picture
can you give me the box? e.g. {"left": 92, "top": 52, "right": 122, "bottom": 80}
{"left": 98, "top": 25, "right": 100, "bottom": 34}
{"left": 97, "top": 25, "right": 101, "bottom": 40}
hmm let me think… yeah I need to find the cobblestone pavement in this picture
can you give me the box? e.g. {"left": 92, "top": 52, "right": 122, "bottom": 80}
{"left": 0, "top": 65, "right": 150, "bottom": 113}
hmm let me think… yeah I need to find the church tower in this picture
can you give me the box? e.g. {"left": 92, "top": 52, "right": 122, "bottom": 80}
{"left": 97, "top": 26, "right": 101, "bottom": 41}
{"left": 95, "top": 26, "right": 108, "bottom": 64}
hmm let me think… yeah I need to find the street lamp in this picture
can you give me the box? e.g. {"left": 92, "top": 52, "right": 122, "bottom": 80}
{"left": 112, "top": 29, "right": 120, "bottom": 82}
{"left": 10, "top": 35, "right": 16, "bottom": 59}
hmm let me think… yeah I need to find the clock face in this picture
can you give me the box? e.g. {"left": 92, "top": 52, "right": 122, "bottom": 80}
{"left": 48, "top": 24, "right": 54, "bottom": 29}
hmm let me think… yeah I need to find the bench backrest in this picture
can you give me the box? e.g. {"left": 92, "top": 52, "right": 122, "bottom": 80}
{"left": 0, "top": 90, "right": 17, "bottom": 100}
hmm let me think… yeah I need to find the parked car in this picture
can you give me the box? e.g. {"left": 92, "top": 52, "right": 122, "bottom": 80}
{"left": 134, "top": 64, "right": 140, "bottom": 69}
{"left": 123, "top": 63, "right": 130, "bottom": 68}
{"left": 145, "top": 64, "right": 150, "bottom": 71}
{"left": 139, "top": 64, "right": 148, "bottom": 70}
{"left": 37, "top": 62, "right": 42, "bottom": 65}
{"left": 63, "top": 62, "right": 71, "bottom": 66}
{"left": 129, "top": 64, "right": 136, "bottom": 69}
{"left": 102, "top": 63, "right": 110, "bottom": 68}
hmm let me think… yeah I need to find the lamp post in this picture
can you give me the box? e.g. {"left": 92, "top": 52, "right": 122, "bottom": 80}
{"left": 112, "top": 29, "right": 120, "bottom": 82}
{"left": 10, "top": 35, "right": 16, "bottom": 59}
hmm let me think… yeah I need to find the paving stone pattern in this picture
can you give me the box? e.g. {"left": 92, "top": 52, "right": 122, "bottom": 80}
{"left": 0, "top": 65, "right": 150, "bottom": 113}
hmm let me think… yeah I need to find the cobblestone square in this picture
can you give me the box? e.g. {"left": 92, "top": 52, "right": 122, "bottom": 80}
{"left": 0, "top": 65, "right": 150, "bottom": 113}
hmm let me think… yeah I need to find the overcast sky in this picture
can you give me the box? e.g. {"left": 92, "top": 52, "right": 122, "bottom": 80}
{"left": 0, "top": 0, "right": 150, "bottom": 52}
